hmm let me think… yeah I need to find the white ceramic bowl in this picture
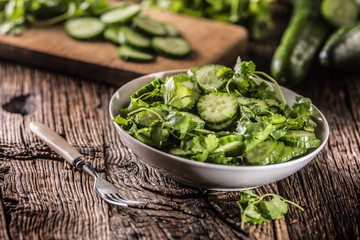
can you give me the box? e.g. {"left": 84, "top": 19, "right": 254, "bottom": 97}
{"left": 109, "top": 70, "right": 329, "bottom": 191}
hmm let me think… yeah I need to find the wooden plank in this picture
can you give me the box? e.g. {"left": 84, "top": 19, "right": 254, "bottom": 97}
{"left": 0, "top": 9, "right": 248, "bottom": 86}
{"left": 0, "top": 63, "right": 111, "bottom": 239}
{"left": 0, "top": 162, "right": 11, "bottom": 240}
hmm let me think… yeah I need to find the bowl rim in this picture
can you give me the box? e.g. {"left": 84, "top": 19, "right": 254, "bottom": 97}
{"left": 109, "top": 69, "right": 330, "bottom": 170}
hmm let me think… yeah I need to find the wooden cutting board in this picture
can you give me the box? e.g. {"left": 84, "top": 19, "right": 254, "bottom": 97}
{"left": 0, "top": 9, "right": 248, "bottom": 86}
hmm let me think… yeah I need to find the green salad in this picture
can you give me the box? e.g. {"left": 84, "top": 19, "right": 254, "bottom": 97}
{"left": 113, "top": 57, "right": 321, "bottom": 166}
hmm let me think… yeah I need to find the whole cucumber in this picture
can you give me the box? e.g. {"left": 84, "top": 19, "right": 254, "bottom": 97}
{"left": 319, "top": 21, "right": 360, "bottom": 69}
{"left": 271, "top": 0, "right": 331, "bottom": 86}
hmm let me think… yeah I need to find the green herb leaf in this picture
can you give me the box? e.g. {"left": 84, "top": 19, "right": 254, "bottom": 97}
{"left": 165, "top": 111, "right": 203, "bottom": 137}
{"left": 112, "top": 116, "right": 128, "bottom": 125}
{"left": 232, "top": 58, "right": 257, "bottom": 92}
{"left": 191, "top": 152, "right": 209, "bottom": 162}
{"left": 285, "top": 117, "right": 304, "bottom": 130}
{"left": 203, "top": 134, "right": 219, "bottom": 152}
{"left": 182, "top": 134, "right": 219, "bottom": 161}
{"left": 162, "top": 77, "right": 195, "bottom": 110}
{"left": 270, "top": 195, "right": 288, "bottom": 215}
{"left": 237, "top": 189, "right": 303, "bottom": 229}
{"left": 217, "top": 67, "right": 234, "bottom": 79}
{"left": 303, "top": 118, "right": 317, "bottom": 132}
{"left": 258, "top": 200, "right": 282, "bottom": 220}
{"left": 239, "top": 120, "right": 274, "bottom": 152}
{"left": 128, "top": 97, "right": 149, "bottom": 111}
{"left": 206, "top": 152, "right": 234, "bottom": 165}
{"left": 291, "top": 96, "right": 312, "bottom": 118}
{"left": 149, "top": 120, "right": 168, "bottom": 148}
{"left": 249, "top": 82, "right": 276, "bottom": 100}
{"left": 270, "top": 114, "right": 286, "bottom": 124}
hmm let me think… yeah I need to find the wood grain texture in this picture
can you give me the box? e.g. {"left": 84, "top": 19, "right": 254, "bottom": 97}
{"left": 0, "top": 1, "right": 359, "bottom": 240}
{"left": 0, "top": 8, "right": 248, "bottom": 86}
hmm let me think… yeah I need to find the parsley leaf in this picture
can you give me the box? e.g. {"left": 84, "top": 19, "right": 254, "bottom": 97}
{"left": 149, "top": 120, "right": 169, "bottom": 148}
{"left": 165, "top": 111, "right": 205, "bottom": 138}
{"left": 238, "top": 120, "right": 274, "bottom": 152}
{"left": 206, "top": 152, "right": 235, "bottom": 165}
{"left": 270, "top": 114, "right": 286, "bottom": 124}
{"left": 203, "top": 134, "right": 219, "bottom": 152}
{"left": 232, "top": 58, "right": 257, "bottom": 93}
{"left": 303, "top": 118, "right": 317, "bottom": 132}
{"left": 182, "top": 134, "right": 219, "bottom": 161}
{"left": 217, "top": 67, "right": 234, "bottom": 79}
{"left": 132, "top": 121, "right": 169, "bottom": 149}
{"left": 162, "top": 77, "right": 195, "bottom": 110}
{"left": 237, "top": 189, "right": 303, "bottom": 229}
{"left": 290, "top": 96, "right": 312, "bottom": 118}
{"left": 128, "top": 97, "right": 149, "bottom": 111}
{"left": 249, "top": 82, "right": 276, "bottom": 100}
{"left": 112, "top": 116, "right": 127, "bottom": 125}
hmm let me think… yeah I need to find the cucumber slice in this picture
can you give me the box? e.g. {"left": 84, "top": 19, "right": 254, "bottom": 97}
{"left": 100, "top": 5, "right": 141, "bottom": 24}
{"left": 276, "top": 145, "right": 308, "bottom": 163}
{"left": 214, "top": 135, "right": 244, "bottom": 156}
{"left": 292, "top": 147, "right": 309, "bottom": 158}
{"left": 131, "top": 78, "right": 163, "bottom": 99}
{"left": 119, "top": 26, "right": 151, "bottom": 49}
{"left": 206, "top": 117, "right": 236, "bottom": 131}
{"left": 272, "top": 141, "right": 285, "bottom": 164}
{"left": 117, "top": 46, "right": 155, "bottom": 62}
{"left": 65, "top": 17, "right": 105, "bottom": 40}
{"left": 169, "top": 147, "right": 192, "bottom": 157}
{"left": 93, "top": 2, "right": 128, "bottom": 16}
{"left": 284, "top": 139, "right": 321, "bottom": 149}
{"left": 282, "top": 130, "right": 316, "bottom": 142}
{"left": 133, "top": 15, "right": 167, "bottom": 36}
{"left": 276, "top": 146, "right": 294, "bottom": 163}
{"left": 103, "top": 26, "right": 121, "bottom": 44}
{"left": 194, "top": 65, "right": 227, "bottom": 92}
{"left": 197, "top": 92, "right": 238, "bottom": 124}
{"left": 152, "top": 37, "right": 191, "bottom": 58}
{"left": 218, "top": 134, "right": 243, "bottom": 145}
{"left": 163, "top": 23, "right": 179, "bottom": 37}
{"left": 244, "top": 140, "right": 283, "bottom": 166}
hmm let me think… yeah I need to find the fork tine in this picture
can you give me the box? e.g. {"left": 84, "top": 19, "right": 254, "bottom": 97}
{"left": 102, "top": 193, "right": 145, "bottom": 207}
{"left": 115, "top": 193, "right": 126, "bottom": 200}
{"left": 102, "top": 194, "right": 128, "bottom": 207}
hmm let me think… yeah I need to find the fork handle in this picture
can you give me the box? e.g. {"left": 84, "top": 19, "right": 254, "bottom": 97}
{"left": 29, "top": 122, "right": 82, "bottom": 166}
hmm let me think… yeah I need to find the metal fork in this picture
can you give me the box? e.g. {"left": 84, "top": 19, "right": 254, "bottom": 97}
{"left": 29, "top": 122, "right": 144, "bottom": 207}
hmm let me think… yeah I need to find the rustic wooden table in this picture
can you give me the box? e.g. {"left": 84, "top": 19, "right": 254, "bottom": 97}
{"left": 0, "top": 2, "right": 359, "bottom": 240}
